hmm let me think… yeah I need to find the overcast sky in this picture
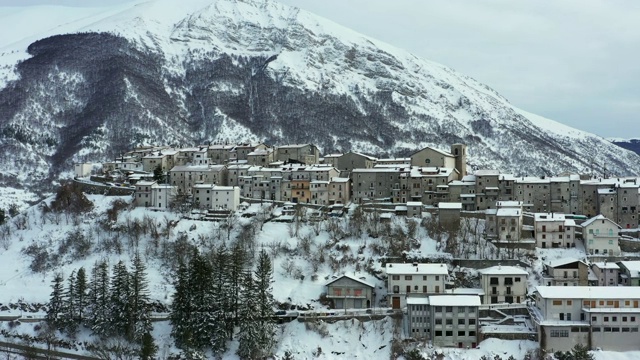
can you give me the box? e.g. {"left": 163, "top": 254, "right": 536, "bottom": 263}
{"left": 3, "top": 0, "right": 639, "bottom": 139}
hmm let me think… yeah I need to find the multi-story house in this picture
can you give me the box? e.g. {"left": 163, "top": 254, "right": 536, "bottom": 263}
{"left": 438, "top": 203, "right": 461, "bottom": 229}
{"left": 478, "top": 265, "right": 528, "bottom": 304}
{"left": 474, "top": 170, "right": 500, "bottom": 211}
{"left": 410, "top": 146, "right": 456, "bottom": 169}
{"left": 591, "top": 261, "right": 620, "bottom": 286}
{"left": 542, "top": 258, "right": 588, "bottom": 286}
{"left": 514, "top": 177, "right": 551, "bottom": 213}
{"left": 321, "top": 153, "right": 342, "bottom": 168}
{"left": 150, "top": 183, "right": 177, "bottom": 209}
{"left": 169, "top": 164, "right": 227, "bottom": 195}
{"left": 275, "top": 144, "right": 320, "bottom": 165}
{"left": 497, "top": 174, "right": 516, "bottom": 201}
{"left": 134, "top": 180, "right": 156, "bottom": 207}
{"left": 582, "top": 215, "right": 620, "bottom": 256}
{"left": 618, "top": 261, "right": 640, "bottom": 286}
{"left": 329, "top": 177, "right": 350, "bottom": 205}
{"left": 325, "top": 275, "right": 375, "bottom": 309}
{"left": 192, "top": 184, "right": 240, "bottom": 211}
{"left": 407, "top": 295, "right": 480, "bottom": 348}
{"left": 352, "top": 167, "right": 408, "bottom": 203}
{"left": 337, "top": 151, "right": 376, "bottom": 171}
{"left": 386, "top": 263, "right": 448, "bottom": 309}
{"left": 549, "top": 175, "right": 581, "bottom": 214}
{"left": 534, "top": 213, "right": 576, "bottom": 249}
{"left": 448, "top": 175, "right": 476, "bottom": 211}
{"left": 207, "top": 144, "right": 236, "bottom": 164}
{"left": 485, "top": 201, "right": 523, "bottom": 242}
{"left": 532, "top": 286, "right": 640, "bottom": 352}
{"left": 246, "top": 147, "right": 275, "bottom": 166}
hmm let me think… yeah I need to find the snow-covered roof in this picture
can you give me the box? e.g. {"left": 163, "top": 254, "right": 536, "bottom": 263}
{"left": 438, "top": 202, "right": 462, "bottom": 210}
{"left": 598, "top": 188, "right": 616, "bottom": 195}
{"left": 325, "top": 274, "right": 374, "bottom": 288}
{"left": 445, "top": 288, "right": 485, "bottom": 296}
{"left": 171, "top": 165, "right": 225, "bottom": 172}
{"left": 331, "top": 177, "right": 349, "bottom": 183}
{"left": 581, "top": 214, "right": 620, "bottom": 228}
{"left": 412, "top": 146, "right": 454, "bottom": 158}
{"left": 534, "top": 213, "right": 566, "bottom": 221}
{"left": 536, "top": 286, "right": 640, "bottom": 299}
{"left": 386, "top": 263, "right": 448, "bottom": 275}
{"left": 515, "top": 176, "right": 550, "bottom": 184}
{"left": 135, "top": 180, "right": 156, "bottom": 186}
{"left": 474, "top": 169, "right": 500, "bottom": 176}
{"left": 479, "top": 266, "right": 528, "bottom": 276}
{"left": 394, "top": 206, "right": 407, "bottom": 211}
{"left": 406, "top": 297, "right": 430, "bottom": 305}
{"left": 407, "top": 201, "right": 422, "bottom": 207}
{"left": 591, "top": 262, "right": 620, "bottom": 270}
{"left": 428, "top": 295, "right": 481, "bottom": 307}
{"left": 193, "top": 184, "right": 236, "bottom": 190}
{"left": 546, "top": 257, "right": 584, "bottom": 268}
{"left": 278, "top": 143, "right": 313, "bottom": 149}
{"left": 619, "top": 261, "right": 640, "bottom": 277}
{"left": 496, "top": 201, "right": 523, "bottom": 208}
{"left": 496, "top": 208, "right": 521, "bottom": 217}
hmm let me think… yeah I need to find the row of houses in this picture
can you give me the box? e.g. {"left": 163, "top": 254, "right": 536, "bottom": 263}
{"left": 324, "top": 259, "right": 640, "bottom": 350}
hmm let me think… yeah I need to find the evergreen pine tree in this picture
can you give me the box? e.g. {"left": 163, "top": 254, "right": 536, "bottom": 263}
{"left": 110, "top": 260, "right": 132, "bottom": 338}
{"left": 254, "top": 249, "right": 276, "bottom": 355}
{"left": 139, "top": 331, "right": 157, "bottom": 360}
{"left": 89, "top": 261, "right": 111, "bottom": 337}
{"left": 210, "top": 244, "right": 231, "bottom": 354}
{"left": 170, "top": 260, "right": 194, "bottom": 349}
{"left": 130, "top": 253, "right": 152, "bottom": 342}
{"left": 189, "top": 248, "right": 214, "bottom": 350}
{"left": 229, "top": 241, "right": 247, "bottom": 329}
{"left": 237, "top": 269, "right": 260, "bottom": 360}
{"left": 62, "top": 269, "right": 77, "bottom": 335}
{"left": 46, "top": 273, "right": 65, "bottom": 330}
{"left": 74, "top": 267, "right": 88, "bottom": 326}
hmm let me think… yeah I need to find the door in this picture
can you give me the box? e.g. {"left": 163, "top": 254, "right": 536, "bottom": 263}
{"left": 392, "top": 297, "right": 400, "bottom": 309}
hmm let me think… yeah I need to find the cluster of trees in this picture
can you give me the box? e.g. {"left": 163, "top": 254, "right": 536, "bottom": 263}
{"left": 170, "top": 246, "right": 276, "bottom": 359}
{"left": 46, "top": 254, "right": 156, "bottom": 358}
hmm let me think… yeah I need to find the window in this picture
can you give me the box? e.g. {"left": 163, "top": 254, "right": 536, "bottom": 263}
{"left": 392, "top": 275, "right": 400, "bottom": 280}
{"left": 469, "top": 331, "right": 476, "bottom": 337}
{"left": 435, "top": 319, "right": 442, "bottom": 325}
{"left": 604, "top": 317, "right": 609, "bottom": 322}
{"left": 446, "top": 306, "right": 453, "bottom": 312}
{"left": 592, "top": 316, "right": 597, "bottom": 322}
{"left": 612, "top": 316, "right": 617, "bottom": 322}
{"left": 567, "top": 300, "right": 572, "bottom": 306}
{"left": 592, "top": 327, "right": 601, "bottom": 332}
{"left": 515, "top": 277, "right": 521, "bottom": 282}
{"left": 446, "top": 319, "right": 453, "bottom": 325}
{"left": 405, "top": 275, "right": 413, "bottom": 280}
{"left": 550, "top": 330, "right": 569, "bottom": 337}
{"left": 458, "top": 319, "right": 466, "bottom": 325}
{"left": 553, "top": 300, "right": 562, "bottom": 306}
{"left": 435, "top": 331, "right": 442, "bottom": 336}
{"left": 623, "top": 317, "right": 628, "bottom": 322}
{"left": 458, "top": 331, "right": 466, "bottom": 336}
{"left": 445, "top": 331, "right": 453, "bottom": 337}
{"left": 423, "top": 286, "right": 427, "bottom": 293}
{"left": 468, "top": 319, "right": 476, "bottom": 325}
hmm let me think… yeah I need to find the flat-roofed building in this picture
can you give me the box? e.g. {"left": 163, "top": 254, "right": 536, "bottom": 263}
{"left": 532, "top": 286, "right": 640, "bottom": 352}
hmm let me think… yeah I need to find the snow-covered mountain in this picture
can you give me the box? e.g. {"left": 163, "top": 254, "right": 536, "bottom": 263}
{"left": 0, "top": 0, "right": 639, "bottom": 193}
{"left": 609, "top": 138, "right": 640, "bottom": 156}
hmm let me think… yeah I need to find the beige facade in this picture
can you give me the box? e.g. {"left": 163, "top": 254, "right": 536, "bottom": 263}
{"left": 485, "top": 202, "right": 523, "bottom": 241}
{"left": 386, "top": 263, "right": 448, "bottom": 309}
{"left": 337, "top": 151, "right": 376, "bottom": 171}
{"left": 169, "top": 165, "right": 227, "bottom": 195}
{"left": 410, "top": 146, "right": 456, "bottom": 171}
{"left": 534, "top": 213, "right": 576, "bottom": 249}
{"left": 275, "top": 144, "right": 320, "bottom": 165}
{"left": 479, "top": 266, "right": 528, "bottom": 304}
{"left": 543, "top": 258, "right": 588, "bottom": 286}
{"left": 134, "top": 180, "right": 156, "bottom": 207}
{"left": 325, "top": 275, "right": 375, "bottom": 309}
{"left": 329, "top": 177, "right": 350, "bottom": 204}
{"left": 246, "top": 147, "right": 274, "bottom": 166}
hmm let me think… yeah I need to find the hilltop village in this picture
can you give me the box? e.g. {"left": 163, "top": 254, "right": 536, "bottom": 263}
{"left": 73, "top": 142, "right": 640, "bottom": 355}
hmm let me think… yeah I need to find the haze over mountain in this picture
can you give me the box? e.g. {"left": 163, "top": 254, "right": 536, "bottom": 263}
{"left": 0, "top": 0, "right": 638, "bottom": 194}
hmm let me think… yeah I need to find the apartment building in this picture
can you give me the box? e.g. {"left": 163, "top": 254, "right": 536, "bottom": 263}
{"left": 336, "top": 151, "right": 376, "bottom": 171}
{"left": 591, "top": 262, "right": 620, "bottom": 286}
{"left": 246, "top": 147, "right": 274, "bottom": 166}
{"left": 169, "top": 165, "right": 227, "bottom": 195}
{"left": 582, "top": 215, "right": 620, "bottom": 256}
{"left": 275, "top": 144, "right": 320, "bottom": 165}
{"left": 407, "top": 295, "right": 480, "bottom": 348}
{"left": 478, "top": 265, "right": 528, "bottom": 304}
{"left": 534, "top": 213, "right": 576, "bottom": 249}
{"left": 386, "top": 263, "right": 448, "bottom": 309}
{"left": 150, "top": 183, "right": 177, "bottom": 209}
{"left": 134, "top": 180, "right": 156, "bottom": 207}
{"left": 192, "top": 184, "right": 240, "bottom": 211}
{"left": 485, "top": 201, "right": 523, "bottom": 242}
{"left": 542, "top": 258, "right": 588, "bottom": 286}
{"left": 532, "top": 286, "right": 640, "bottom": 352}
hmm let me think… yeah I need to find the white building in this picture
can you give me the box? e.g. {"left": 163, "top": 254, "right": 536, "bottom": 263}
{"left": 386, "top": 263, "right": 448, "bottom": 309}
{"left": 591, "top": 261, "right": 620, "bottom": 287}
{"left": 192, "top": 184, "right": 240, "bottom": 211}
{"left": 533, "top": 286, "right": 640, "bottom": 352}
{"left": 582, "top": 215, "right": 621, "bottom": 256}
{"left": 478, "top": 265, "right": 528, "bottom": 304}
{"left": 150, "top": 183, "right": 177, "bottom": 209}
{"left": 534, "top": 213, "right": 576, "bottom": 249}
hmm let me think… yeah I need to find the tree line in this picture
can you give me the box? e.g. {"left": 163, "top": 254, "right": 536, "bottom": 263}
{"left": 171, "top": 245, "right": 276, "bottom": 359}
{"left": 46, "top": 253, "right": 156, "bottom": 359}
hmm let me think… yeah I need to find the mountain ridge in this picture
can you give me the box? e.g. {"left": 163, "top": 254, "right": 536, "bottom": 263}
{"left": 0, "top": 0, "right": 638, "bottom": 194}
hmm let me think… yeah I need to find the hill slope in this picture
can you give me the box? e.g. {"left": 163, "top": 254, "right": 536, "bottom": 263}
{"left": 0, "top": 0, "right": 638, "bottom": 194}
